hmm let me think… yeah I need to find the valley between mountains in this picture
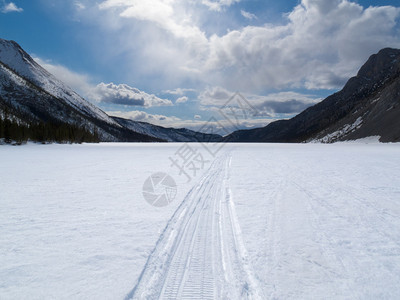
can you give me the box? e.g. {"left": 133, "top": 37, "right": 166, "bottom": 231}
{"left": 1, "top": 38, "right": 400, "bottom": 144}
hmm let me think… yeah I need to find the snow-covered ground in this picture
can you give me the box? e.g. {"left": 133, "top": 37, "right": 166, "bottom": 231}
{"left": 1, "top": 143, "right": 400, "bottom": 299}
{"left": 229, "top": 143, "right": 400, "bottom": 299}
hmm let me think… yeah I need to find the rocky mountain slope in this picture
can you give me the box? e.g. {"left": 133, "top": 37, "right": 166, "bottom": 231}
{"left": 228, "top": 48, "right": 400, "bottom": 143}
{"left": 0, "top": 38, "right": 222, "bottom": 143}
{"left": 0, "top": 38, "right": 161, "bottom": 142}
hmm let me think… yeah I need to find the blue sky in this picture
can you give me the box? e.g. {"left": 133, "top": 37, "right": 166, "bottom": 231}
{"left": 1, "top": 0, "right": 400, "bottom": 132}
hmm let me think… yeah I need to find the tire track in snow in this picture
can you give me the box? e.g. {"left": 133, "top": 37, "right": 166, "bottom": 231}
{"left": 126, "top": 152, "right": 261, "bottom": 300}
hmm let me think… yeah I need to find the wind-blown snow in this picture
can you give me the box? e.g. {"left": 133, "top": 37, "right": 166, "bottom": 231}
{"left": 1, "top": 143, "right": 400, "bottom": 299}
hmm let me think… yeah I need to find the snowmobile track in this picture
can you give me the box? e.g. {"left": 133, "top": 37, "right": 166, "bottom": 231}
{"left": 127, "top": 152, "right": 261, "bottom": 299}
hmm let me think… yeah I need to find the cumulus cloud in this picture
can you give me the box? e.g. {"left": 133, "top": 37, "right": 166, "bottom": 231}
{"left": 74, "top": 1, "right": 85, "bottom": 11}
{"left": 199, "top": 86, "right": 233, "bottom": 106}
{"left": 34, "top": 57, "right": 173, "bottom": 108}
{"left": 96, "top": 0, "right": 400, "bottom": 92}
{"left": 176, "top": 96, "right": 188, "bottom": 104}
{"left": 97, "top": 0, "right": 210, "bottom": 88}
{"left": 241, "top": 10, "right": 257, "bottom": 20}
{"left": 250, "top": 92, "right": 322, "bottom": 115}
{"left": 2, "top": 2, "right": 23, "bottom": 13}
{"left": 201, "top": 0, "right": 241, "bottom": 11}
{"left": 163, "top": 88, "right": 196, "bottom": 95}
{"left": 199, "top": 87, "right": 321, "bottom": 115}
{"left": 99, "top": 0, "right": 207, "bottom": 41}
{"left": 91, "top": 83, "right": 173, "bottom": 107}
{"left": 107, "top": 110, "right": 179, "bottom": 123}
{"left": 205, "top": 0, "right": 400, "bottom": 90}
{"left": 107, "top": 110, "right": 273, "bottom": 133}
{"left": 302, "top": 0, "right": 341, "bottom": 14}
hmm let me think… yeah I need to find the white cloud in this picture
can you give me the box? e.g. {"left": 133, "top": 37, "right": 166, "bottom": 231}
{"left": 249, "top": 92, "right": 322, "bottom": 115}
{"left": 107, "top": 110, "right": 273, "bottom": 133}
{"left": 33, "top": 52, "right": 288, "bottom": 131}
{"left": 96, "top": 0, "right": 400, "bottom": 92}
{"left": 201, "top": 0, "right": 241, "bottom": 11}
{"left": 97, "top": 0, "right": 210, "bottom": 88}
{"left": 35, "top": 57, "right": 173, "bottom": 108}
{"left": 2, "top": 2, "right": 23, "bottom": 13}
{"left": 163, "top": 88, "right": 196, "bottom": 95}
{"left": 23, "top": 0, "right": 400, "bottom": 134}
{"left": 107, "top": 110, "right": 180, "bottom": 123}
{"left": 199, "top": 86, "right": 321, "bottom": 115}
{"left": 205, "top": 0, "right": 400, "bottom": 90}
{"left": 74, "top": 1, "right": 86, "bottom": 11}
{"left": 99, "top": 0, "right": 207, "bottom": 41}
{"left": 91, "top": 83, "right": 173, "bottom": 107}
{"left": 176, "top": 96, "right": 188, "bottom": 104}
{"left": 302, "top": 0, "right": 341, "bottom": 14}
{"left": 198, "top": 86, "right": 233, "bottom": 106}
{"left": 241, "top": 10, "right": 257, "bottom": 20}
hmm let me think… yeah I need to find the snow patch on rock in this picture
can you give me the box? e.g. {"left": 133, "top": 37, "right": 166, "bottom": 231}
{"left": 313, "top": 116, "right": 363, "bottom": 143}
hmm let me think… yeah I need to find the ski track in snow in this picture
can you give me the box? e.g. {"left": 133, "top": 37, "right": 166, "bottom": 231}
{"left": 127, "top": 151, "right": 262, "bottom": 300}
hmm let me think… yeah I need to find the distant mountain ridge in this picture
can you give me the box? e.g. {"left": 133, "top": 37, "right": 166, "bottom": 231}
{"left": 227, "top": 48, "right": 400, "bottom": 143}
{"left": 112, "top": 117, "right": 222, "bottom": 143}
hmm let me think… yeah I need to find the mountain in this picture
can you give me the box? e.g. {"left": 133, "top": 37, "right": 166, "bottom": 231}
{"left": 0, "top": 38, "right": 225, "bottom": 143}
{"left": 227, "top": 48, "right": 400, "bottom": 143}
{"left": 0, "top": 38, "right": 161, "bottom": 142}
{"left": 112, "top": 117, "right": 222, "bottom": 143}
{"left": 4, "top": 38, "right": 397, "bottom": 144}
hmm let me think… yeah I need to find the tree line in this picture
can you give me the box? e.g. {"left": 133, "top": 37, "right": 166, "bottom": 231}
{"left": 0, "top": 114, "right": 100, "bottom": 144}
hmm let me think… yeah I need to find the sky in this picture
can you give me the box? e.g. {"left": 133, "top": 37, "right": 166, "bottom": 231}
{"left": 1, "top": 0, "right": 400, "bottom": 133}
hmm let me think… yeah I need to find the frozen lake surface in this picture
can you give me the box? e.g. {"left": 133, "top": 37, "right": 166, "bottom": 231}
{"left": 1, "top": 142, "right": 400, "bottom": 299}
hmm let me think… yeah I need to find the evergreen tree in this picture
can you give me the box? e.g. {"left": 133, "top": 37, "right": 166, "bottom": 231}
{"left": 0, "top": 115, "right": 100, "bottom": 144}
